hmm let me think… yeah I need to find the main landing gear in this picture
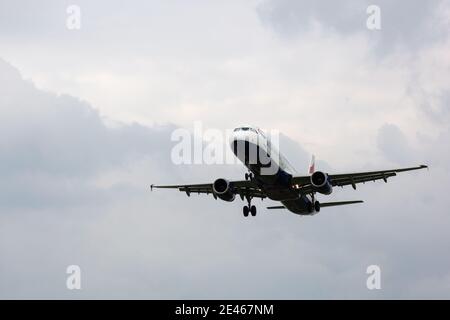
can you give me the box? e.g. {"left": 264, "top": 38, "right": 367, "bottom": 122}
{"left": 307, "top": 193, "right": 321, "bottom": 213}
{"left": 307, "top": 200, "right": 321, "bottom": 213}
{"left": 243, "top": 205, "right": 257, "bottom": 217}
{"left": 244, "top": 172, "right": 254, "bottom": 181}
{"left": 314, "top": 200, "right": 320, "bottom": 212}
{"left": 243, "top": 195, "right": 257, "bottom": 217}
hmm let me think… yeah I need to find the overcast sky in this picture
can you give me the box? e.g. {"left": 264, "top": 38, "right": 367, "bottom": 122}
{"left": 0, "top": 0, "right": 449, "bottom": 299}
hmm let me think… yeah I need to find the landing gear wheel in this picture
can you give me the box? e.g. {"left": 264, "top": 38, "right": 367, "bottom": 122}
{"left": 245, "top": 173, "right": 249, "bottom": 180}
{"left": 250, "top": 205, "right": 257, "bottom": 216}
{"left": 314, "top": 201, "right": 321, "bottom": 212}
{"left": 243, "top": 206, "right": 249, "bottom": 217}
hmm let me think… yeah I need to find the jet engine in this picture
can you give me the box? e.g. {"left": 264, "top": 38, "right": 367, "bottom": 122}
{"left": 310, "top": 171, "right": 332, "bottom": 195}
{"left": 213, "top": 178, "right": 236, "bottom": 202}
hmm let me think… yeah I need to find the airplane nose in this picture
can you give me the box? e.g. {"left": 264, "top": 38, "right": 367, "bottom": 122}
{"left": 231, "top": 138, "right": 255, "bottom": 164}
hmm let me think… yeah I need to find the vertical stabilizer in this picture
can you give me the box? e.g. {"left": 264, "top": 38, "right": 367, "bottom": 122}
{"left": 308, "top": 154, "right": 316, "bottom": 174}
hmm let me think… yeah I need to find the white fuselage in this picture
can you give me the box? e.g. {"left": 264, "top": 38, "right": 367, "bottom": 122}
{"left": 230, "top": 126, "right": 314, "bottom": 214}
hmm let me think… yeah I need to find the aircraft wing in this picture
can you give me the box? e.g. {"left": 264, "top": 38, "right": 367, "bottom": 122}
{"left": 291, "top": 165, "right": 428, "bottom": 194}
{"left": 151, "top": 180, "right": 266, "bottom": 199}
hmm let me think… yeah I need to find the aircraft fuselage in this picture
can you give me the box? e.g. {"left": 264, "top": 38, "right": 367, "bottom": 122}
{"left": 231, "top": 126, "right": 314, "bottom": 214}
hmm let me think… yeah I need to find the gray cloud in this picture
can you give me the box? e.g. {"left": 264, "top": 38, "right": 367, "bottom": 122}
{"left": 257, "top": 0, "right": 447, "bottom": 56}
{"left": 407, "top": 81, "right": 450, "bottom": 126}
{"left": 0, "top": 9, "right": 450, "bottom": 298}
{"left": 377, "top": 124, "right": 415, "bottom": 165}
{"left": 0, "top": 58, "right": 176, "bottom": 209}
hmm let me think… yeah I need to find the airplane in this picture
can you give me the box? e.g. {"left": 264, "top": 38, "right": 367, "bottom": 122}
{"left": 151, "top": 125, "right": 428, "bottom": 217}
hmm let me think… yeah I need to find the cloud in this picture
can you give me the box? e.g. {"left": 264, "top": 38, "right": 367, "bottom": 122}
{"left": 257, "top": 0, "right": 448, "bottom": 56}
{"left": 0, "top": 2, "right": 450, "bottom": 299}
{"left": 0, "top": 58, "right": 177, "bottom": 210}
{"left": 0, "top": 0, "right": 447, "bottom": 165}
{"left": 377, "top": 124, "right": 415, "bottom": 165}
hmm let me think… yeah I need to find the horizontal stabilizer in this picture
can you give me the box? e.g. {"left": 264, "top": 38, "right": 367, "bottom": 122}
{"left": 267, "top": 200, "right": 363, "bottom": 210}
{"left": 320, "top": 200, "right": 363, "bottom": 207}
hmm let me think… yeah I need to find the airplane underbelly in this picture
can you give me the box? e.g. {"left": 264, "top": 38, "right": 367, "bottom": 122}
{"left": 282, "top": 196, "right": 312, "bottom": 215}
{"left": 254, "top": 170, "right": 299, "bottom": 201}
{"left": 264, "top": 188, "right": 299, "bottom": 201}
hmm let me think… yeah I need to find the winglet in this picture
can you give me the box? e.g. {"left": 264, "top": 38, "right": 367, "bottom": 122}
{"left": 308, "top": 154, "right": 316, "bottom": 174}
{"left": 150, "top": 184, "right": 154, "bottom": 191}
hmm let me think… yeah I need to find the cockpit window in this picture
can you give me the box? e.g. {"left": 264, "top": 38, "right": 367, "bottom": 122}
{"left": 234, "top": 127, "right": 258, "bottom": 133}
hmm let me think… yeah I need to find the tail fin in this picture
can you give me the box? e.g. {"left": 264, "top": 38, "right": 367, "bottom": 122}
{"left": 308, "top": 154, "right": 316, "bottom": 174}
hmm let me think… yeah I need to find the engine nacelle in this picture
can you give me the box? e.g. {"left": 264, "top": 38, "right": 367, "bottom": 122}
{"left": 310, "top": 171, "right": 333, "bottom": 195}
{"left": 213, "top": 178, "right": 236, "bottom": 202}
